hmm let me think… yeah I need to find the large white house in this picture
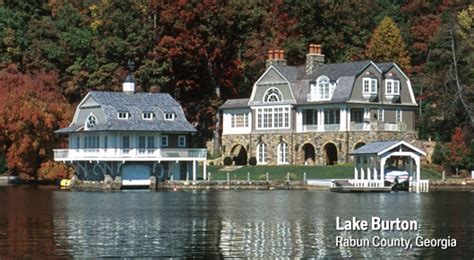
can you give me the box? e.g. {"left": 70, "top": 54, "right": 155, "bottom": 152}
{"left": 54, "top": 70, "right": 207, "bottom": 186}
{"left": 219, "top": 44, "right": 418, "bottom": 165}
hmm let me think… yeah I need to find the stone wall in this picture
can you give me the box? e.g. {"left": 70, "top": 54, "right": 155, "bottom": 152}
{"left": 221, "top": 130, "right": 417, "bottom": 166}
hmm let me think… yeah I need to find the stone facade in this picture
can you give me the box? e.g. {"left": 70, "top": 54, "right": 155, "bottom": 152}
{"left": 222, "top": 131, "right": 417, "bottom": 165}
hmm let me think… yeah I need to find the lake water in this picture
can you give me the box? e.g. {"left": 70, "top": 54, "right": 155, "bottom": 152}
{"left": 0, "top": 186, "right": 473, "bottom": 258}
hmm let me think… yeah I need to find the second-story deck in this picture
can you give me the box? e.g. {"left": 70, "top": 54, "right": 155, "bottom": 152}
{"left": 53, "top": 148, "right": 207, "bottom": 162}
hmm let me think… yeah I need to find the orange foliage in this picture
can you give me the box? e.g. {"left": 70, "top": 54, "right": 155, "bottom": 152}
{"left": 38, "top": 161, "right": 74, "bottom": 181}
{"left": 447, "top": 127, "right": 469, "bottom": 170}
{"left": 0, "top": 66, "right": 73, "bottom": 179}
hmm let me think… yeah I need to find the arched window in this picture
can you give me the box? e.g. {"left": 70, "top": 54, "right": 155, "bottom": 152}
{"left": 85, "top": 114, "right": 98, "bottom": 130}
{"left": 263, "top": 88, "right": 283, "bottom": 103}
{"left": 256, "top": 142, "right": 266, "bottom": 164}
{"left": 277, "top": 142, "right": 288, "bottom": 164}
{"left": 317, "top": 76, "right": 331, "bottom": 100}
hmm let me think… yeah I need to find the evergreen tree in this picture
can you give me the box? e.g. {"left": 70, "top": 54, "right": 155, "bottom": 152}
{"left": 366, "top": 16, "right": 411, "bottom": 69}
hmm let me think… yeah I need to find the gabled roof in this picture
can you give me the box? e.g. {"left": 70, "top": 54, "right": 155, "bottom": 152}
{"left": 351, "top": 140, "right": 426, "bottom": 156}
{"left": 56, "top": 91, "right": 196, "bottom": 133}
{"left": 272, "top": 65, "right": 306, "bottom": 82}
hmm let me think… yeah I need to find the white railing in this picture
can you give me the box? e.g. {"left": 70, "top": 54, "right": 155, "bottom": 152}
{"left": 349, "top": 179, "right": 385, "bottom": 188}
{"left": 350, "top": 122, "right": 365, "bottom": 130}
{"left": 409, "top": 180, "right": 429, "bottom": 193}
{"left": 324, "top": 124, "right": 340, "bottom": 131}
{"left": 302, "top": 124, "right": 318, "bottom": 132}
{"left": 53, "top": 148, "right": 207, "bottom": 161}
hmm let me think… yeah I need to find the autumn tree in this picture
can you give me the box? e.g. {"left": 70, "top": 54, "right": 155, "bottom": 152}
{"left": 0, "top": 67, "right": 72, "bottom": 179}
{"left": 366, "top": 16, "right": 411, "bottom": 70}
{"left": 446, "top": 128, "right": 470, "bottom": 174}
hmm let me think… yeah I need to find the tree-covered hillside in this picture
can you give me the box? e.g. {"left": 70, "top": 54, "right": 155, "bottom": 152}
{"left": 0, "top": 0, "right": 472, "bottom": 178}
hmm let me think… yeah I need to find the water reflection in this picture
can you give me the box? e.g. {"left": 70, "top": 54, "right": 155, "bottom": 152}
{"left": 0, "top": 187, "right": 473, "bottom": 258}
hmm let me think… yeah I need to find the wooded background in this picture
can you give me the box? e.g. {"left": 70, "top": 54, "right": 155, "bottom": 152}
{"left": 0, "top": 0, "right": 472, "bottom": 179}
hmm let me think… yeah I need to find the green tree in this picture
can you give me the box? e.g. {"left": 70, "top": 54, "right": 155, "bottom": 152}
{"left": 366, "top": 16, "right": 411, "bottom": 70}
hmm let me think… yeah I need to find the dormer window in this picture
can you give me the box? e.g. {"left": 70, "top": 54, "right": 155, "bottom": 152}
{"left": 309, "top": 76, "right": 334, "bottom": 101}
{"left": 117, "top": 112, "right": 130, "bottom": 120}
{"left": 263, "top": 88, "right": 282, "bottom": 103}
{"left": 362, "top": 77, "right": 377, "bottom": 100}
{"left": 142, "top": 112, "right": 154, "bottom": 120}
{"left": 164, "top": 113, "right": 175, "bottom": 121}
{"left": 385, "top": 79, "right": 400, "bottom": 101}
{"left": 85, "top": 114, "right": 97, "bottom": 130}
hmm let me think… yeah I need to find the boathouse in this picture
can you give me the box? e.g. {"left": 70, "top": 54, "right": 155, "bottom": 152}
{"left": 53, "top": 68, "right": 207, "bottom": 186}
{"left": 349, "top": 140, "right": 428, "bottom": 192}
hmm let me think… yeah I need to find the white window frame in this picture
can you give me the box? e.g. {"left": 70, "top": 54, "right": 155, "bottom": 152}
{"left": 85, "top": 113, "right": 98, "bottom": 130}
{"left": 161, "top": 135, "right": 169, "bottom": 147}
{"left": 277, "top": 142, "right": 289, "bottom": 165}
{"left": 316, "top": 76, "right": 333, "bottom": 100}
{"left": 256, "top": 142, "right": 266, "bottom": 164}
{"left": 178, "top": 135, "right": 186, "bottom": 147}
{"left": 362, "top": 77, "right": 377, "bottom": 94}
{"left": 117, "top": 112, "right": 130, "bottom": 120}
{"left": 378, "top": 108, "right": 384, "bottom": 121}
{"left": 396, "top": 109, "right": 402, "bottom": 122}
{"left": 230, "top": 113, "right": 249, "bottom": 128}
{"left": 256, "top": 106, "right": 291, "bottom": 130}
{"left": 263, "top": 87, "right": 283, "bottom": 103}
{"left": 385, "top": 79, "right": 400, "bottom": 95}
{"left": 164, "top": 113, "right": 175, "bottom": 121}
{"left": 142, "top": 112, "right": 154, "bottom": 120}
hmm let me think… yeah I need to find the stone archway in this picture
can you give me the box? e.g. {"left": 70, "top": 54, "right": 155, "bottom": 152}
{"left": 354, "top": 142, "right": 366, "bottom": 150}
{"left": 230, "top": 144, "right": 248, "bottom": 166}
{"left": 323, "top": 142, "right": 338, "bottom": 165}
{"left": 302, "top": 143, "right": 315, "bottom": 165}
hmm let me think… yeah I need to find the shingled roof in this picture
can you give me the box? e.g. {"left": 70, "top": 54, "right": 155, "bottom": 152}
{"left": 56, "top": 91, "right": 196, "bottom": 133}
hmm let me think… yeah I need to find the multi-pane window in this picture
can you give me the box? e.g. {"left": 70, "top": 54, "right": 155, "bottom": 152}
{"left": 164, "top": 113, "right": 175, "bottom": 120}
{"left": 104, "top": 136, "right": 108, "bottom": 148}
{"left": 318, "top": 77, "right": 331, "bottom": 100}
{"left": 303, "top": 109, "right": 318, "bottom": 125}
{"left": 84, "top": 136, "right": 99, "bottom": 148}
{"left": 256, "top": 107, "right": 290, "bottom": 129}
{"left": 117, "top": 112, "right": 130, "bottom": 119}
{"left": 257, "top": 142, "right": 266, "bottom": 164}
{"left": 122, "top": 136, "right": 130, "bottom": 148}
{"left": 324, "top": 109, "right": 340, "bottom": 124}
{"left": 138, "top": 136, "right": 146, "bottom": 149}
{"left": 85, "top": 114, "right": 97, "bottom": 129}
{"left": 142, "top": 112, "right": 154, "bottom": 120}
{"left": 396, "top": 109, "right": 402, "bottom": 122}
{"left": 231, "top": 113, "right": 249, "bottom": 128}
{"left": 161, "top": 135, "right": 168, "bottom": 147}
{"left": 378, "top": 109, "right": 384, "bottom": 121}
{"left": 147, "top": 136, "right": 155, "bottom": 148}
{"left": 263, "top": 88, "right": 283, "bottom": 103}
{"left": 277, "top": 142, "right": 288, "bottom": 164}
{"left": 351, "top": 109, "right": 364, "bottom": 123}
{"left": 385, "top": 79, "right": 400, "bottom": 95}
{"left": 178, "top": 135, "right": 186, "bottom": 147}
{"left": 363, "top": 78, "right": 377, "bottom": 94}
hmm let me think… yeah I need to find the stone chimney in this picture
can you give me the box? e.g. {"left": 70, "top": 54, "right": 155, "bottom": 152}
{"left": 123, "top": 60, "right": 135, "bottom": 94}
{"left": 306, "top": 44, "right": 325, "bottom": 75}
{"left": 266, "top": 49, "right": 287, "bottom": 68}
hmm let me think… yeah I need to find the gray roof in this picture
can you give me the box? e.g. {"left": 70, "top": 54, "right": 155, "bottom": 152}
{"left": 219, "top": 98, "right": 250, "bottom": 109}
{"left": 56, "top": 91, "right": 196, "bottom": 133}
{"left": 351, "top": 140, "right": 400, "bottom": 154}
{"left": 220, "top": 60, "right": 401, "bottom": 109}
{"left": 273, "top": 65, "right": 306, "bottom": 82}
{"left": 305, "top": 60, "right": 372, "bottom": 81}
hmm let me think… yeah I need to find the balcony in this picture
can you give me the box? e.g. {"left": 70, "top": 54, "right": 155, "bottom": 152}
{"left": 324, "top": 124, "right": 340, "bottom": 131}
{"left": 302, "top": 124, "right": 318, "bottom": 132}
{"left": 53, "top": 148, "right": 207, "bottom": 162}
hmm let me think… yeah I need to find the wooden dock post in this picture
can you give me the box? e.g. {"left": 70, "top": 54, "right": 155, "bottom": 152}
{"left": 266, "top": 172, "right": 269, "bottom": 182}
{"left": 304, "top": 172, "right": 307, "bottom": 182}
{"left": 227, "top": 172, "right": 229, "bottom": 183}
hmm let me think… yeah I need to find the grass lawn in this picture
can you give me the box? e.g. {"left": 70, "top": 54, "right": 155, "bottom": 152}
{"left": 198, "top": 164, "right": 443, "bottom": 181}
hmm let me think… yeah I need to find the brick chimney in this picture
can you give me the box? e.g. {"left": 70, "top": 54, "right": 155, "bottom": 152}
{"left": 266, "top": 48, "right": 287, "bottom": 68}
{"left": 306, "top": 44, "right": 325, "bottom": 75}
